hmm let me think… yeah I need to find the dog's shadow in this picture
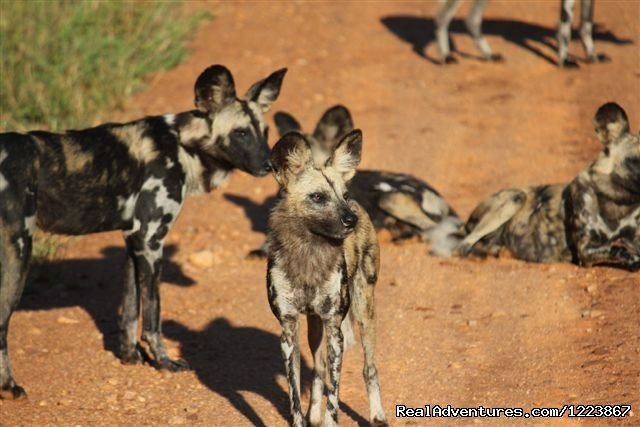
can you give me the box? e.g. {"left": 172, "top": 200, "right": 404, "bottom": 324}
{"left": 224, "top": 193, "right": 278, "bottom": 235}
{"left": 164, "top": 318, "right": 369, "bottom": 426}
{"left": 381, "top": 16, "right": 633, "bottom": 65}
{"left": 19, "top": 244, "right": 195, "bottom": 358}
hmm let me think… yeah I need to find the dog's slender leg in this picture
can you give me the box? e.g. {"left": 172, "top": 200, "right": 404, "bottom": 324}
{"left": 466, "top": 0, "right": 502, "bottom": 61}
{"left": 457, "top": 189, "right": 525, "bottom": 255}
{"left": 118, "top": 243, "right": 142, "bottom": 364}
{"left": 352, "top": 280, "right": 388, "bottom": 426}
{"left": 323, "top": 317, "right": 345, "bottom": 427}
{"left": 306, "top": 314, "right": 325, "bottom": 427}
{"left": 436, "top": 0, "right": 464, "bottom": 64}
{"left": 0, "top": 184, "right": 35, "bottom": 399}
{"left": 579, "top": 0, "right": 608, "bottom": 63}
{"left": 558, "top": 0, "right": 578, "bottom": 67}
{"left": 281, "top": 317, "right": 304, "bottom": 427}
{"left": 136, "top": 245, "right": 189, "bottom": 371}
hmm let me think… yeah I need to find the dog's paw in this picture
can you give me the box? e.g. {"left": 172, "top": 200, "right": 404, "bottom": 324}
{"left": 0, "top": 384, "right": 27, "bottom": 400}
{"left": 371, "top": 417, "right": 389, "bottom": 427}
{"left": 246, "top": 248, "right": 267, "bottom": 259}
{"left": 588, "top": 53, "right": 611, "bottom": 63}
{"left": 120, "top": 346, "right": 145, "bottom": 365}
{"left": 560, "top": 57, "right": 580, "bottom": 69}
{"left": 454, "top": 243, "right": 473, "bottom": 257}
{"left": 158, "top": 357, "right": 191, "bottom": 372}
{"left": 442, "top": 54, "right": 457, "bottom": 65}
{"left": 486, "top": 53, "right": 504, "bottom": 63}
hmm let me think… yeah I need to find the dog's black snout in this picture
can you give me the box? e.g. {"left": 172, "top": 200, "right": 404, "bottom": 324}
{"left": 263, "top": 160, "right": 273, "bottom": 173}
{"left": 341, "top": 212, "right": 358, "bottom": 229}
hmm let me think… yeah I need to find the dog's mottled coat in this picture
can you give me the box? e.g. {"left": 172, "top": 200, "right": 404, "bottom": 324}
{"left": 267, "top": 131, "right": 387, "bottom": 427}
{"left": 457, "top": 102, "right": 639, "bottom": 270}
{"left": 0, "top": 65, "right": 286, "bottom": 398}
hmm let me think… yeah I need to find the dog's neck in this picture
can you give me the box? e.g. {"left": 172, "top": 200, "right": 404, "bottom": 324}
{"left": 171, "top": 110, "right": 234, "bottom": 195}
{"left": 268, "top": 201, "right": 344, "bottom": 287}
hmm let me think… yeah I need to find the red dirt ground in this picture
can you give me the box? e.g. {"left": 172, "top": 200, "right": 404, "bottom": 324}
{"left": 1, "top": 1, "right": 639, "bottom": 426}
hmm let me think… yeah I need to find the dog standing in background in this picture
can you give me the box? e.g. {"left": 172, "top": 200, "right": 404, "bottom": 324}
{"left": 0, "top": 65, "right": 286, "bottom": 398}
{"left": 435, "top": 0, "right": 608, "bottom": 67}
{"left": 267, "top": 130, "right": 388, "bottom": 426}
{"left": 250, "top": 105, "right": 463, "bottom": 258}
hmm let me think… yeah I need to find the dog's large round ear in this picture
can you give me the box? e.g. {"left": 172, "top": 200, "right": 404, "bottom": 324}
{"left": 271, "top": 132, "right": 312, "bottom": 184}
{"left": 274, "top": 112, "right": 302, "bottom": 137}
{"left": 194, "top": 65, "right": 236, "bottom": 113}
{"left": 313, "top": 105, "right": 354, "bottom": 144}
{"left": 245, "top": 68, "right": 288, "bottom": 113}
{"left": 327, "top": 129, "right": 362, "bottom": 181}
{"left": 594, "top": 102, "right": 629, "bottom": 145}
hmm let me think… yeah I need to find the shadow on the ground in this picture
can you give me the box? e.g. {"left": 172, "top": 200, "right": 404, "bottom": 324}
{"left": 224, "top": 193, "right": 278, "bottom": 235}
{"left": 164, "top": 317, "right": 369, "bottom": 426}
{"left": 18, "top": 244, "right": 194, "bottom": 358}
{"left": 380, "top": 16, "right": 633, "bottom": 65}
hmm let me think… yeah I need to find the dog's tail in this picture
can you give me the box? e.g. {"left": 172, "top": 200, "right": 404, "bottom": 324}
{"left": 424, "top": 215, "right": 466, "bottom": 256}
{"left": 341, "top": 310, "right": 356, "bottom": 350}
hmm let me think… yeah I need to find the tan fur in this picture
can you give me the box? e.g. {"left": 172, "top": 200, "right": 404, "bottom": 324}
{"left": 110, "top": 125, "right": 158, "bottom": 163}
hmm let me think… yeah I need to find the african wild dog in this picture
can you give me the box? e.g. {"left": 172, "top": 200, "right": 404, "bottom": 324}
{"left": 0, "top": 65, "right": 286, "bottom": 399}
{"left": 250, "top": 105, "right": 463, "bottom": 258}
{"left": 435, "top": 0, "right": 608, "bottom": 67}
{"left": 267, "top": 131, "right": 388, "bottom": 426}
{"left": 456, "top": 102, "right": 639, "bottom": 270}
{"left": 565, "top": 102, "right": 640, "bottom": 268}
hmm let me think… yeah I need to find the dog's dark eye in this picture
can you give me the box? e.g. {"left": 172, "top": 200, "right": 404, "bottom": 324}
{"left": 234, "top": 129, "right": 248, "bottom": 138}
{"left": 309, "top": 192, "right": 327, "bottom": 204}
{"left": 343, "top": 191, "right": 350, "bottom": 200}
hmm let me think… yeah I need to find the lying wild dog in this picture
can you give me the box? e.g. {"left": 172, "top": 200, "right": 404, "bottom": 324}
{"left": 267, "top": 131, "right": 388, "bottom": 426}
{"left": 565, "top": 102, "right": 640, "bottom": 268}
{"left": 0, "top": 65, "right": 286, "bottom": 399}
{"left": 456, "top": 102, "right": 639, "bottom": 270}
{"left": 435, "top": 0, "right": 609, "bottom": 67}
{"left": 250, "top": 105, "right": 463, "bottom": 258}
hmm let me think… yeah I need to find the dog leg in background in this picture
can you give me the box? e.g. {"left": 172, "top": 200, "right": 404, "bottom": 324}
{"left": 579, "top": 0, "right": 608, "bottom": 63}
{"left": 557, "top": 0, "right": 577, "bottom": 67}
{"left": 306, "top": 314, "right": 325, "bottom": 427}
{"left": 466, "top": 0, "right": 502, "bottom": 61}
{"left": 435, "top": 0, "right": 464, "bottom": 63}
{"left": 281, "top": 317, "right": 304, "bottom": 427}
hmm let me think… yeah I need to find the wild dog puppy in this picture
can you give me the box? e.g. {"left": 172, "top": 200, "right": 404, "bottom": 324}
{"left": 0, "top": 65, "right": 286, "bottom": 398}
{"left": 456, "top": 102, "right": 639, "bottom": 270}
{"left": 250, "top": 105, "right": 462, "bottom": 257}
{"left": 565, "top": 102, "right": 640, "bottom": 268}
{"left": 435, "top": 0, "right": 607, "bottom": 67}
{"left": 267, "top": 131, "right": 388, "bottom": 426}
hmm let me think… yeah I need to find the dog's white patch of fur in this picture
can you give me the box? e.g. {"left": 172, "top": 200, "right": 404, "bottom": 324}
{"left": 24, "top": 215, "right": 36, "bottom": 234}
{"left": 374, "top": 182, "right": 393, "bottom": 192}
{"left": 118, "top": 194, "right": 138, "bottom": 221}
{"left": 165, "top": 157, "right": 175, "bottom": 169}
{"left": 177, "top": 147, "right": 206, "bottom": 195}
{"left": 0, "top": 150, "right": 7, "bottom": 192}
{"left": 16, "top": 237, "right": 25, "bottom": 258}
{"left": 163, "top": 114, "right": 176, "bottom": 126}
{"left": 421, "top": 189, "right": 449, "bottom": 217}
{"left": 424, "top": 216, "right": 463, "bottom": 257}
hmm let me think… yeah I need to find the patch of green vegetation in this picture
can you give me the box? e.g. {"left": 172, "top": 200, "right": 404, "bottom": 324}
{"left": 0, "top": 0, "right": 211, "bottom": 131}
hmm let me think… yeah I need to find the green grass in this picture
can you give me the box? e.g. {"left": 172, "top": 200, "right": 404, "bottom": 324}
{"left": 0, "top": 0, "right": 211, "bottom": 131}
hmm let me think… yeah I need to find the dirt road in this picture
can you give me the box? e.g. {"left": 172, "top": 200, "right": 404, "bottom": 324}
{"left": 2, "top": 1, "right": 638, "bottom": 426}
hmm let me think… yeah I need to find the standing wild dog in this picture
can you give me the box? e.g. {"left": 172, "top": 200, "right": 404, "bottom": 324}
{"left": 435, "top": 0, "right": 608, "bottom": 67}
{"left": 250, "top": 105, "right": 462, "bottom": 258}
{"left": 0, "top": 65, "right": 286, "bottom": 398}
{"left": 267, "top": 131, "right": 388, "bottom": 426}
{"left": 456, "top": 102, "right": 639, "bottom": 270}
{"left": 565, "top": 102, "right": 640, "bottom": 268}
